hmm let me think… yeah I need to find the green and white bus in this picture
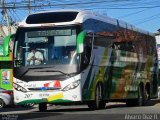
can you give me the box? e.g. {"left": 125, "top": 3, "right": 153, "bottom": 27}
{"left": 11, "top": 10, "right": 158, "bottom": 111}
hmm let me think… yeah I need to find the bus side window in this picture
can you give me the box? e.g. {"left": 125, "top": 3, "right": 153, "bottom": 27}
{"left": 114, "top": 42, "right": 134, "bottom": 52}
{"left": 81, "top": 35, "right": 92, "bottom": 69}
{"left": 127, "top": 41, "right": 135, "bottom": 52}
{"left": 84, "top": 36, "right": 92, "bottom": 64}
{"left": 94, "top": 34, "right": 113, "bottom": 48}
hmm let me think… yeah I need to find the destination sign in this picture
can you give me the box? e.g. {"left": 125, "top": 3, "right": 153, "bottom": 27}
{"left": 27, "top": 29, "right": 72, "bottom": 37}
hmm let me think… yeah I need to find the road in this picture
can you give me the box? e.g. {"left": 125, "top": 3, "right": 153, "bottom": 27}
{"left": 0, "top": 99, "right": 160, "bottom": 120}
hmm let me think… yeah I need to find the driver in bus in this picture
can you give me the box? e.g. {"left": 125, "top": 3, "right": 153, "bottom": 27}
{"left": 27, "top": 48, "right": 44, "bottom": 65}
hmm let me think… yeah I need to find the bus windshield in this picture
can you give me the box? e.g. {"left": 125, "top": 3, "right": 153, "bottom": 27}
{"left": 14, "top": 26, "right": 80, "bottom": 81}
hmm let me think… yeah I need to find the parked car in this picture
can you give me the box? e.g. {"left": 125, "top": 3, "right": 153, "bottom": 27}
{"left": 0, "top": 88, "right": 13, "bottom": 108}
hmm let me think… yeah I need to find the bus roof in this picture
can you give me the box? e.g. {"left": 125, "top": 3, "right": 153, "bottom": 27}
{"left": 19, "top": 9, "right": 153, "bottom": 36}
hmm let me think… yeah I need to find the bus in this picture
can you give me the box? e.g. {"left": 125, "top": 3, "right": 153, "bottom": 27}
{"left": 10, "top": 10, "right": 158, "bottom": 111}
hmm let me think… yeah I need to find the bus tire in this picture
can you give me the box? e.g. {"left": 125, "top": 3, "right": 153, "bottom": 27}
{"left": 88, "top": 84, "right": 103, "bottom": 110}
{"left": 126, "top": 85, "right": 148, "bottom": 107}
{"left": 126, "top": 100, "right": 134, "bottom": 107}
{"left": 143, "top": 87, "right": 150, "bottom": 105}
{"left": 136, "top": 85, "right": 144, "bottom": 106}
{"left": 99, "top": 100, "right": 106, "bottom": 109}
{"left": 39, "top": 103, "right": 47, "bottom": 112}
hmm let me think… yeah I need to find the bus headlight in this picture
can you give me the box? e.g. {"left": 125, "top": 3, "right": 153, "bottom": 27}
{"left": 13, "top": 83, "right": 27, "bottom": 93}
{"left": 62, "top": 80, "right": 80, "bottom": 91}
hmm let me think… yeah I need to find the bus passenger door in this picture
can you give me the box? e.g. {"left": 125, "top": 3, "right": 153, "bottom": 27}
{"left": 80, "top": 31, "right": 94, "bottom": 70}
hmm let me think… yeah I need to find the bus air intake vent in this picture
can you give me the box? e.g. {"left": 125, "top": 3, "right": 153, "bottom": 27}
{"left": 26, "top": 12, "right": 79, "bottom": 24}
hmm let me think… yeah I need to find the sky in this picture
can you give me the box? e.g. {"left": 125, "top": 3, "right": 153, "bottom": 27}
{"left": 1, "top": 0, "right": 160, "bottom": 33}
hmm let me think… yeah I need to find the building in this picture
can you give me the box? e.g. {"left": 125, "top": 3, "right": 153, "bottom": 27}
{"left": 155, "top": 33, "right": 160, "bottom": 98}
{"left": 156, "top": 34, "right": 160, "bottom": 68}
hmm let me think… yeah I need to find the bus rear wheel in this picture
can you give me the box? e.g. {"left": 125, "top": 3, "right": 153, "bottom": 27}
{"left": 126, "top": 85, "right": 147, "bottom": 107}
{"left": 137, "top": 85, "right": 144, "bottom": 106}
{"left": 143, "top": 87, "right": 150, "bottom": 105}
{"left": 39, "top": 103, "right": 47, "bottom": 112}
{"left": 87, "top": 84, "right": 105, "bottom": 110}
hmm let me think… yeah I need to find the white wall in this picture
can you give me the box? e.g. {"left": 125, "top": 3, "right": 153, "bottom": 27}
{"left": 156, "top": 34, "right": 160, "bottom": 68}
{"left": 156, "top": 35, "right": 160, "bottom": 44}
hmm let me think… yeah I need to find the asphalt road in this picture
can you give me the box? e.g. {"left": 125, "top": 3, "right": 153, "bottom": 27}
{"left": 1, "top": 99, "right": 160, "bottom": 120}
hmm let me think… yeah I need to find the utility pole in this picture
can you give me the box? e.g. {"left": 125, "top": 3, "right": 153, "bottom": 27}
{"left": 28, "top": 0, "right": 30, "bottom": 15}
{"left": 1, "top": 0, "right": 11, "bottom": 35}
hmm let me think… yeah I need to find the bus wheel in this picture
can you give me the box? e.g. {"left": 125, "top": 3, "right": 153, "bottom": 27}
{"left": 99, "top": 100, "right": 106, "bottom": 109}
{"left": 0, "top": 99, "right": 5, "bottom": 108}
{"left": 136, "top": 86, "right": 144, "bottom": 106}
{"left": 88, "top": 84, "right": 103, "bottom": 110}
{"left": 39, "top": 103, "right": 47, "bottom": 112}
{"left": 126, "top": 100, "right": 133, "bottom": 107}
{"left": 143, "top": 87, "right": 150, "bottom": 105}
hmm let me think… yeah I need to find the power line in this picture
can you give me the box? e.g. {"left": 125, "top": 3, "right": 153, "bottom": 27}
{"left": 87, "top": 5, "right": 160, "bottom": 10}
{"left": 2, "top": 1, "right": 160, "bottom": 10}
{"left": 117, "top": 9, "right": 147, "bottom": 19}
{"left": 1, "top": 0, "right": 160, "bottom": 29}
{"left": 0, "top": 0, "right": 119, "bottom": 9}
{"left": 134, "top": 12, "right": 160, "bottom": 25}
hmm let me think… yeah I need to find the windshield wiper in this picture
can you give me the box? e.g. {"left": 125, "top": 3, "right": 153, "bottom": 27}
{"left": 35, "top": 70, "right": 71, "bottom": 77}
{"left": 20, "top": 66, "right": 54, "bottom": 78}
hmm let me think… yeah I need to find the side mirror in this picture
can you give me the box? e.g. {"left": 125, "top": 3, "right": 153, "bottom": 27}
{"left": 3, "top": 34, "right": 15, "bottom": 56}
{"left": 77, "top": 31, "right": 86, "bottom": 53}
